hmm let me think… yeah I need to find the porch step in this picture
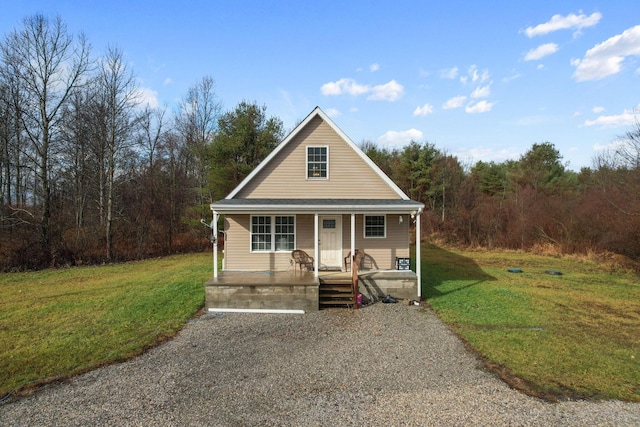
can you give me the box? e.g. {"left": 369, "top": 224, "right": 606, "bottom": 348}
{"left": 319, "top": 279, "right": 356, "bottom": 309}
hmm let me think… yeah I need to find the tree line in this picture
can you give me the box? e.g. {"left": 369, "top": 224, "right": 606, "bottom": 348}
{"left": 2, "top": 14, "right": 639, "bottom": 271}
{"left": 363, "top": 127, "right": 640, "bottom": 264}
{"left": 0, "top": 15, "right": 283, "bottom": 270}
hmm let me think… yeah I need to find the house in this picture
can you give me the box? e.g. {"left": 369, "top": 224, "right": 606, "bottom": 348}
{"left": 206, "top": 107, "right": 424, "bottom": 312}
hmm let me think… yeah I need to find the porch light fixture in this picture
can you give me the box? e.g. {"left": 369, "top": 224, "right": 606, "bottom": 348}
{"left": 399, "top": 215, "right": 403, "bottom": 224}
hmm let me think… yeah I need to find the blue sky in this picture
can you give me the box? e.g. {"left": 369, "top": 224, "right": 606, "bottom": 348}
{"left": 3, "top": 1, "right": 640, "bottom": 171}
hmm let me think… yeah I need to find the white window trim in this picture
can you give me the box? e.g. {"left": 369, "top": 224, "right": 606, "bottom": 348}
{"left": 306, "top": 145, "right": 329, "bottom": 180}
{"left": 250, "top": 215, "right": 296, "bottom": 253}
{"left": 363, "top": 214, "right": 387, "bottom": 239}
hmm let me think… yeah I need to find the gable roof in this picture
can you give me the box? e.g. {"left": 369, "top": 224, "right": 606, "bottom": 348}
{"left": 225, "top": 107, "right": 410, "bottom": 200}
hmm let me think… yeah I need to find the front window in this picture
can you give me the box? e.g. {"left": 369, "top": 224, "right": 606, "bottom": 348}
{"left": 275, "top": 216, "right": 295, "bottom": 251}
{"left": 251, "top": 215, "right": 295, "bottom": 252}
{"left": 251, "top": 216, "right": 272, "bottom": 251}
{"left": 364, "top": 215, "right": 386, "bottom": 238}
{"left": 307, "top": 146, "right": 328, "bottom": 179}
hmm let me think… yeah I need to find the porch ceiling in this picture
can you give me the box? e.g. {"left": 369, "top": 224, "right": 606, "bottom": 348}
{"left": 210, "top": 198, "right": 424, "bottom": 214}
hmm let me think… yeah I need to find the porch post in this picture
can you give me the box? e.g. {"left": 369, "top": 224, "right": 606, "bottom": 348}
{"left": 350, "top": 213, "right": 355, "bottom": 271}
{"left": 213, "top": 211, "right": 219, "bottom": 278}
{"left": 314, "top": 213, "right": 319, "bottom": 277}
{"left": 416, "top": 210, "right": 422, "bottom": 298}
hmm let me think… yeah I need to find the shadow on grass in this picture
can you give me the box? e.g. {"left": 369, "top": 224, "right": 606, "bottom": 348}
{"left": 416, "top": 244, "right": 571, "bottom": 402}
{"left": 419, "top": 243, "right": 496, "bottom": 299}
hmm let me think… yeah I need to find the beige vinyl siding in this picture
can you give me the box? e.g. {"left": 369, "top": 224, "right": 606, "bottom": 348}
{"left": 223, "top": 214, "right": 316, "bottom": 271}
{"left": 235, "top": 116, "right": 401, "bottom": 199}
{"left": 224, "top": 214, "right": 409, "bottom": 271}
{"left": 340, "top": 214, "right": 410, "bottom": 270}
{"left": 224, "top": 215, "right": 294, "bottom": 271}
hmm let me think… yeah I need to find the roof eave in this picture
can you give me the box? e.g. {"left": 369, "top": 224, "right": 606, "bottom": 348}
{"left": 210, "top": 202, "right": 424, "bottom": 214}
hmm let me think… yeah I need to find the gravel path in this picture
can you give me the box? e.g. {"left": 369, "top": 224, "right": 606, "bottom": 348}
{"left": 2, "top": 303, "right": 639, "bottom": 426}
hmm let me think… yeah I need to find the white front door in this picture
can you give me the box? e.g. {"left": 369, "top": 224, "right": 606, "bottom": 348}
{"left": 319, "top": 215, "right": 342, "bottom": 269}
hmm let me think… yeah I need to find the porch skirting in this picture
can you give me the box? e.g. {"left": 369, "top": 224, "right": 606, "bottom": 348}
{"left": 205, "top": 270, "right": 418, "bottom": 312}
{"left": 205, "top": 271, "right": 319, "bottom": 312}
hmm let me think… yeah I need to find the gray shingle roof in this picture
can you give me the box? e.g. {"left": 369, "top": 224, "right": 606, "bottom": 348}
{"left": 210, "top": 198, "right": 424, "bottom": 213}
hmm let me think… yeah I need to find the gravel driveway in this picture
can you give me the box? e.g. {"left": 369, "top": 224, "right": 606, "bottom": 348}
{"left": 1, "top": 303, "right": 639, "bottom": 426}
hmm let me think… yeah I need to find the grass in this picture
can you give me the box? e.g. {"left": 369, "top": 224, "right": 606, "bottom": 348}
{"left": 422, "top": 244, "right": 640, "bottom": 402}
{"left": 2, "top": 247, "right": 639, "bottom": 403}
{"left": 0, "top": 252, "right": 211, "bottom": 398}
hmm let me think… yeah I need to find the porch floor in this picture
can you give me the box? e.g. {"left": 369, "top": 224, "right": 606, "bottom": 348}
{"left": 206, "top": 270, "right": 320, "bottom": 287}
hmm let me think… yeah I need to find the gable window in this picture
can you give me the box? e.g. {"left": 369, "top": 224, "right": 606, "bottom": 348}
{"left": 364, "top": 215, "right": 386, "bottom": 238}
{"left": 307, "top": 146, "right": 328, "bottom": 179}
{"left": 251, "top": 215, "right": 295, "bottom": 252}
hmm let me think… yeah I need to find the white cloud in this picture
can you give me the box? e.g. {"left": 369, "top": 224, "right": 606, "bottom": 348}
{"left": 440, "top": 66, "right": 459, "bottom": 79}
{"left": 370, "top": 63, "right": 380, "bottom": 72}
{"left": 321, "top": 78, "right": 369, "bottom": 96}
{"left": 413, "top": 103, "right": 434, "bottom": 116}
{"left": 592, "top": 106, "right": 605, "bottom": 113}
{"left": 377, "top": 129, "right": 424, "bottom": 146}
{"left": 537, "top": 64, "right": 545, "bottom": 70}
{"left": 321, "top": 78, "right": 403, "bottom": 101}
{"left": 470, "top": 85, "right": 491, "bottom": 99}
{"left": 523, "top": 11, "right": 602, "bottom": 38}
{"left": 135, "top": 86, "right": 159, "bottom": 108}
{"left": 460, "top": 147, "right": 494, "bottom": 159}
{"left": 584, "top": 107, "right": 639, "bottom": 128}
{"left": 454, "top": 147, "right": 520, "bottom": 164}
{"left": 572, "top": 25, "right": 640, "bottom": 81}
{"left": 593, "top": 139, "right": 627, "bottom": 154}
{"left": 461, "top": 65, "right": 490, "bottom": 84}
{"left": 502, "top": 72, "right": 522, "bottom": 83}
{"left": 326, "top": 108, "right": 341, "bottom": 117}
{"left": 367, "top": 80, "right": 404, "bottom": 101}
{"left": 163, "top": 77, "right": 173, "bottom": 86}
{"left": 525, "top": 43, "right": 559, "bottom": 61}
{"left": 465, "top": 100, "right": 495, "bottom": 114}
{"left": 443, "top": 96, "right": 467, "bottom": 109}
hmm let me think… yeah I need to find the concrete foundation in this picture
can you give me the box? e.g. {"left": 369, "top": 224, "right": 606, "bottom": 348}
{"left": 358, "top": 270, "right": 418, "bottom": 301}
{"left": 205, "top": 270, "right": 418, "bottom": 312}
{"left": 205, "top": 271, "right": 319, "bottom": 312}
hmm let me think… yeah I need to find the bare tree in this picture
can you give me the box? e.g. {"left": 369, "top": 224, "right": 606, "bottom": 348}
{"left": 615, "top": 121, "right": 640, "bottom": 169}
{"left": 175, "top": 76, "right": 221, "bottom": 219}
{"left": 93, "top": 46, "right": 141, "bottom": 260}
{"left": 60, "top": 86, "right": 95, "bottom": 250}
{"left": 0, "top": 14, "right": 91, "bottom": 262}
{"left": 139, "top": 105, "right": 166, "bottom": 170}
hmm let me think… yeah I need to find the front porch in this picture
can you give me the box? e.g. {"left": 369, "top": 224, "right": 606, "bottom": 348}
{"left": 205, "top": 269, "right": 418, "bottom": 312}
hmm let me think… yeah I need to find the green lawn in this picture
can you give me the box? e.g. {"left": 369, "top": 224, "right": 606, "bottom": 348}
{"left": 422, "top": 244, "right": 640, "bottom": 402}
{"left": 0, "top": 253, "right": 211, "bottom": 397}
{"left": 2, "top": 247, "right": 639, "bottom": 403}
